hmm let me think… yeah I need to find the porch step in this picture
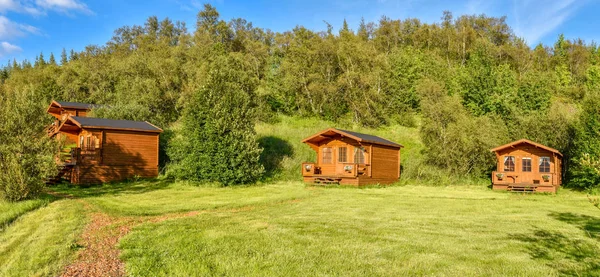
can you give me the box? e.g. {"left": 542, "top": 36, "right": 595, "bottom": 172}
{"left": 313, "top": 177, "right": 342, "bottom": 185}
{"left": 45, "top": 164, "right": 74, "bottom": 185}
{"left": 507, "top": 183, "right": 539, "bottom": 193}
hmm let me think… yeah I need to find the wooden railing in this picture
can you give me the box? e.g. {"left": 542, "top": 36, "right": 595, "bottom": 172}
{"left": 492, "top": 171, "right": 558, "bottom": 186}
{"left": 71, "top": 148, "right": 102, "bottom": 165}
{"left": 45, "top": 120, "right": 60, "bottom": 136}
{"left": 301, "top": 162, "right": 370, "bottom": 177}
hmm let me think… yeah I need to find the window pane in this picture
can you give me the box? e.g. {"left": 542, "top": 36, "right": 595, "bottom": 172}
{"left": 539, "top": 157, "right": 550, "bottom": 173}
{"left": 354, "top": 147, "right": 365, "bottom": 164}
{"left": 338, "top": 147, "right": 347, "bottom": 163}
{"left": 504, "top": 156, "right": 515, "bottom": 172}
{"left": 522, "top": 158, "right": 531, "bottom": 172}
{"left": 322, "top": 148, "right": 332, "bottom": 164}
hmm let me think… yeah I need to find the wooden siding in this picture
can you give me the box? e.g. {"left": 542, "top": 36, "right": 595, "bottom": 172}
{"left": 494, "top": 145, "right": 561, "bottom": 185}
{"left": 363, "top": 144, "right": 399, "bottom": 183}
{"left": 74, "top": 165, "right": 158, "bottom": 184}
{"left": 101, "top": 129, "right": 159, "bottom": 166}
{"left": 316, "top": 135, "right": 365, "bottom": 176}
{"left": 492, "top": 142, "right": 563, "bottom": 192}
{"left": 304, "top": 134, "right": 400, "bottom": 186}
{"left": 73, "top": 128, "right": 160, "bottom": 184}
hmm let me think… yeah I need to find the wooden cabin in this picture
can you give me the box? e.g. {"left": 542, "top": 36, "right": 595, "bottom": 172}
{"left": 46, "top": 100, "right": 100, "bottom": 141}
{"left": 301, "top": 128, "right": 403, "bottom": 186}
{"left": 491, "top": 139, "right": 563, "bottom": 193}
{"left": 46, "top": 101, "right": 162, "bottom": 185}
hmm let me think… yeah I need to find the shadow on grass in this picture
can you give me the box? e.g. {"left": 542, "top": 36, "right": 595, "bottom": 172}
{"left": 550, "top": 212, "right": 600, "bottom": 239}
{"left": 258, "top": 136, "right": 294, "bottom": 179}
{"left": 49, "top": 179, "right": 173, "bottom": 199}
{"left": 512, "top": 212, "right": 600, "bottom": 276}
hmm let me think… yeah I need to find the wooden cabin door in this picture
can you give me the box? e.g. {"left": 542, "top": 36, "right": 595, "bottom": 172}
{"left": 335, "top": 146, "right": 348, "bottom": 175}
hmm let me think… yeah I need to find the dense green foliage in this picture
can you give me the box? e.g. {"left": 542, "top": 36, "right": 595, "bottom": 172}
{"left": 0, "top": 90, "right": 58, "bottom": 201}
{"left": 167, "top": 54, "right": 264, "bottom": 185}
{"left": 569, "top": 93, "right": 600, "bottom": 188}
{"left": 0, "top": 4, "right": 599, "bottom": 187}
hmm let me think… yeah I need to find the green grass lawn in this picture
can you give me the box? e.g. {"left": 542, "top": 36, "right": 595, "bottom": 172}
{"left": 115, "top": 183, "right": 600, "bottom": 276}
{"left": 0, "top": 197, "right": 51, "bottom": 230}
{"left": 1, "top": 181, "right": 600, "bottom": 276}
{"left": 0, "top": 199, "right": 86, "bottom": 276}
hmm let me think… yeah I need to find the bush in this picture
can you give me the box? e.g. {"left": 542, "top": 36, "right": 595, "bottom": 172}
{"left": 0, "top": 90, "right": 58, "bottom": 201}
{"left": 167, "top": 53, "right": 264, "bottom": 185}
{"left": 419, "top": 79, "right": 508, "bottom": 177}
{"left": 568, "top": 92, "right": 600, "bottom": 189}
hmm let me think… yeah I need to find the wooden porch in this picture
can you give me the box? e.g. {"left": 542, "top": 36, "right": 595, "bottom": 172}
{"left": 492, "top": 171, "right": 558, "bottom": 193}
{"left": 47, "top": 147, "right": 101, "bottom": 185}
{"left": 302, "top": 162, "right": 370, "bottom": 185}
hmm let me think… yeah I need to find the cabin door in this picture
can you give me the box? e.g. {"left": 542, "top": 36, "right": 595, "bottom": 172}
{"left": 335, "top": 146, "right": 348, "bottom": 175}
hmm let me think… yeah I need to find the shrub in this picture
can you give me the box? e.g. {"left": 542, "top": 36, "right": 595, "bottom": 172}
{"left": 0, "top": 90, "right": 58, "bottom": 201}
{"left": 167, "top": 53, "right": 264, "bottom": 185}
{"left": 568, "top": 92, "right": 600, "bottom": 189}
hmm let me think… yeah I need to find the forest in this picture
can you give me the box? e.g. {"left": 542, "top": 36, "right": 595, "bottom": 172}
{"left": 1, "top": 4, "right": 599, "bottom": 200}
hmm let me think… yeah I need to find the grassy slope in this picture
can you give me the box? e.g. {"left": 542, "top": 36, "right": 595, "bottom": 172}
{"left": 0, "top": 199, "right": 86, "bottom": 277}
{"left": 256, "top": 116, "right": 421, "bottom": 180}
{"left": 256, "top": 116, "right": 487, "bottom": 185}
{"left": 118, "top": 183, "right": 600, "bottom": 276}
{"left": 0, "top": 197, "right": 50, "bottom": 230}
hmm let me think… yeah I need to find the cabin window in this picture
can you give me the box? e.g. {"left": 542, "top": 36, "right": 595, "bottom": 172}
{"left": 522, "top": 158, "right": 532, "bottom": 172}
{"left": 354, "top": 147, "right": 366, "bottom": 164}
{"left": 322, "top": 147, "right": 333, "bottom": 164}
{"left": 539, "top": 157, "right": 551, "bottom": 173}
{"left": 504, "top": 156, "right": 515, "bottom": 172}
{"left": 80, "top": 134, "right": 100, "bottom": 151}
{"left": 338, "top": 147, "right": 348, "bottom": 163}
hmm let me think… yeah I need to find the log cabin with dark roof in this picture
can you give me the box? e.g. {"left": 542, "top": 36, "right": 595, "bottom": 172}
{"left": 301, "top": 128, "right": 403, "bottom": 186}
{"left": 491, "top": 139, "right": 563, "bottom": 193}
{"left": 46, "top": 101, "right": 162, "bottom": 185}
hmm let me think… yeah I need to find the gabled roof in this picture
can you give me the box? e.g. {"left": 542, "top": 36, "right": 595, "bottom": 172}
{"left": 491, "top": 139, "right": 562, "bottom": 157}
{"left": 302, "top": 128, "right": 403, "bottom": 148}
{"left": 50, "top": 100, "right": 101, "bottom": 110}
{"left": 60, "top": 116, "right": 163, "bottom": 133}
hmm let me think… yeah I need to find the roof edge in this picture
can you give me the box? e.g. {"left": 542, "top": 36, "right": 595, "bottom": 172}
{"left": 68, "top": 116, "right": 163, "bottom": 133}
{"left": 491, "top": 139, "right": 562, "bottom": 156}
{"left": 302, "top": 128, "right": 403, "bottom": 148}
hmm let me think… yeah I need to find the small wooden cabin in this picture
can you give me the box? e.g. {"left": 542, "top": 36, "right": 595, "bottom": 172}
{"left": 302, "top": 128, "right": 403, "bottom": 186}
{"left": 46, "top": 100, "right": 100, "bottom": 141}
{"left": 491, "top": 139, "right": 563, "bottom": 193}
{"left": 46, "top": 101, "right": 162, "bottom": 185}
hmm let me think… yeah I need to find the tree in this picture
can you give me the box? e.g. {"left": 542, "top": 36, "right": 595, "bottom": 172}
{"left": 568, "top": 92, "right": 600, "bottom": 189}
{"left": 48, "top": 53, "right": 57, "bottom": 66}
{"left": 0, "top": 89, "right": 58, "bottom": 201}
{"left": 167, "top": 53, "right": 264, "bottom": 185}
{"left": 60, "top": 48, "right": 68, "bottom": 65}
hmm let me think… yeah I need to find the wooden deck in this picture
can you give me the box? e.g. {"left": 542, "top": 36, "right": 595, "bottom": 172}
{"left": 493, "top": 183, "right": 557, "bottom": 193}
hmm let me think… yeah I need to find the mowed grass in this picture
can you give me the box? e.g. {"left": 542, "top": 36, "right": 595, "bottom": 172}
{"left": 2, "top": 181, "right": 600, "bottom": 276}
{"left": 0, "top": 197, "right": 50, "bottom": 230}
{"left": 0, "top": 199, "right": 86, "bottom": 277}
{"left": 52, "top": 180, "right": 311, "bottom": 216}
{"left": 116, "top": 183, "right": 600, "bottom": 276}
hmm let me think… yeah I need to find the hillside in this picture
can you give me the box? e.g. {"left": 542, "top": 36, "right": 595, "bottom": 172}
{"left": 256, "top": 116, "right": 486, "bottom": 185}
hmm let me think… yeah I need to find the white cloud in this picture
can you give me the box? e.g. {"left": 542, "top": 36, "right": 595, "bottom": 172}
{"left": 0, "top": 40, "right": 21, "bottom": 56}
{"left": 35, "top": 0, "right": 92, "bottom": 14}
{"left": 0, "top": 15, "right": 38, "bottom": 39}
{"left": 512, "top": 0, "right": 585, "bottom": 45}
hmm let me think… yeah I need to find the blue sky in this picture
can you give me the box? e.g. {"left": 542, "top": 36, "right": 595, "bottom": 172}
{"left": 1, "top": 0, "right": 599, "bottom": 64}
